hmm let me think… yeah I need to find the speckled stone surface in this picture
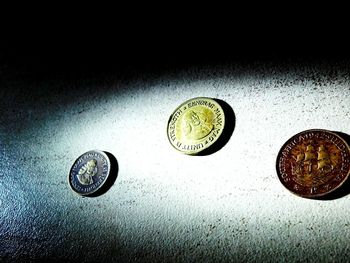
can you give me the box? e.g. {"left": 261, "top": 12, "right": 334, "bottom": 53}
{"left": 1, "top": 61, "right": 350, "bottom": 262}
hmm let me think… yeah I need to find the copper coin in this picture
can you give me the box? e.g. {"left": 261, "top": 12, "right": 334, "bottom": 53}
{"left": 276, "top": 129, "right": 350, "bottom": 198}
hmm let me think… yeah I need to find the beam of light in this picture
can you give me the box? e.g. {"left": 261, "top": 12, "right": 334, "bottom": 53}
{"left": 2, "top": 63, "right": 350, "bottom": 261}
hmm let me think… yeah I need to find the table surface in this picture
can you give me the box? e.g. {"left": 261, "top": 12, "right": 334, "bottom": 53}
{"left": 1, "top": 61, "right": 350, "bottom": 262}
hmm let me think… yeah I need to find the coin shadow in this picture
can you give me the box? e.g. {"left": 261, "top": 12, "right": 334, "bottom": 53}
{"left": 87, "top": 151, "right": 119, "bottom": 197}
{"left": 315, "top": 131, "right": 350, "bottom": 200}
{"left": 196, "top": 98, "right": 235, "bottom": 156}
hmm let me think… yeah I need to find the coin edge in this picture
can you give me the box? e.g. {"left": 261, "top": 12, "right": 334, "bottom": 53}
{"left": 68, "top": 150, "right": 111, "bottom": 196}
{"left": 166, "top": 97, "right": 226, "bottom": 155}
{"left": 276, "top": 129, "right": 350, "bottom": 198}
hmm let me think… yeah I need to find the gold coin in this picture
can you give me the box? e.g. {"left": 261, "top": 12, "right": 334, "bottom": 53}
{"left": 167, "top": 97, "right": 225, "bottom": 155}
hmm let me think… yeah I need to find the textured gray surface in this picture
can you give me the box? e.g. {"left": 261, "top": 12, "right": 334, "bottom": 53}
{"left": 1, "top": 62, "right": 350, "bottom": 262}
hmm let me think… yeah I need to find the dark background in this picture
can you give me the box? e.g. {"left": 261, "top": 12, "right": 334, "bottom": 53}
{"left": 2, "top": 9, "right": 350, "bottom": 78}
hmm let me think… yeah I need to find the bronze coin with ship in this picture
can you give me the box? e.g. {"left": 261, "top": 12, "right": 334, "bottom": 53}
{"left": 276, "top": 129, "right": 350, "bottom": 198}
{"left": 69, "top": 150, "right": 111, "bottom": 196}
{"left": 167, "top": 97, "right": 225, "bottom": 155}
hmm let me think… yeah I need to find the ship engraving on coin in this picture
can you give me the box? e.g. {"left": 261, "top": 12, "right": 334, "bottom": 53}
{"left": 276, "top": 129, "right": 350, "bottom": 198}
{"left": 69, "top": 150, "right": 111, "bottom": 196}
{"left": 167, "top": 97, "right": 225, "bottom": 155}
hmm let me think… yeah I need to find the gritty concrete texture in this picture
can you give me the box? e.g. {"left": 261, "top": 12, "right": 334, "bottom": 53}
{"left": 1, "top": 61, "right": 350, "bottom": 262}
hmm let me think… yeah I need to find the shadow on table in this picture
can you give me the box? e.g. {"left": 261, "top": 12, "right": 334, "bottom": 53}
{"left": 315, "top": 131, "right": 350, "bottom": 200}
{"left": 87, "top": 151, "right": 119, "bottom": 197}
{"left": 197, "top": 98, "right": 235, "bottom": 156}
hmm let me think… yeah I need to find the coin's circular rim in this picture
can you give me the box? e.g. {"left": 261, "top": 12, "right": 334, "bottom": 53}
{"left": 276, "top": 129, "right": 350, "bottom": 198}
{"left": 68, "top": 150, "right": 111, "bottom": 196}
{"left": 167, "top": 97, "right": 226, "bottom": 155}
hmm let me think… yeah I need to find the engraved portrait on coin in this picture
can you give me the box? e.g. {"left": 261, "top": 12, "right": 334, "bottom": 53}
{"left": 77, "top": 159, "right": 98, "bottom": 185}
{"left": 182, "top": 109, "right": 214, "bottom": 141}
{"left": 69, "top": 150, "right": 111, "bottom": 196}
{"left": 276, "top": 130, "right": 350, "bottom": 198}
{"left": 167, "top": 97, "right": 225, "bottom": 155}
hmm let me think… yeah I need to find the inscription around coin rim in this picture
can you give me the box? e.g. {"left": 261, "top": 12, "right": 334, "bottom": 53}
{"left": 69, "top": 150, "right": 111, "bottom": 196}
{"left": 276, "top": 129, "right": 350, "bottom": 198}
{"left": 167, "top": 97, "right": 225, "bottom": 154}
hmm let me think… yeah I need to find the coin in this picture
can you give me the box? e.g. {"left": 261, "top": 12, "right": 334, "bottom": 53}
{"left": 276, "top": 129, "right": 350, "bottom": 198}
{"left": 68, "top": 150, "right": 111, "bottom": 196}
{"left": 167, "top": 97, "right": 225, "bottom": 155}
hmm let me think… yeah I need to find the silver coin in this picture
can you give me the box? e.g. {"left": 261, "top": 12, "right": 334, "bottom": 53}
{"left": 68, "top": 150, "right": 111, "bottom": 196}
